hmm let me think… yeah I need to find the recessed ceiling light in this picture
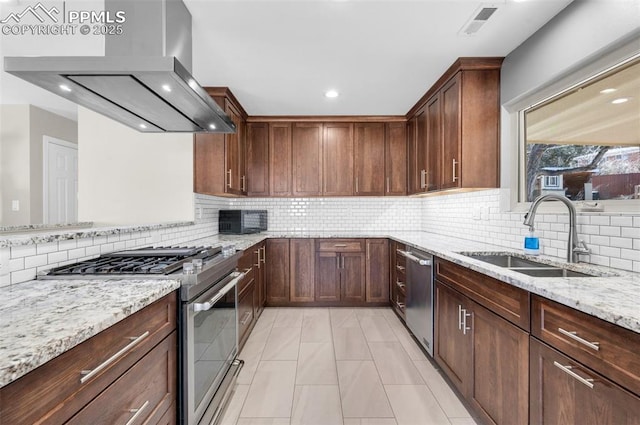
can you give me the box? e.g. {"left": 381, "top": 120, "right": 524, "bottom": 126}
{"left": 209, "top": 124, "right": 216, "bottom": 130}
{"left": 611, "top": 97, "right": 630, "bottom": 104}
{"left": 325, "top": 90, "right": 339, "bottom": 98}
{"left": 139, "top": 123, "right": 148, "bottom": 129}
{"left": 59, "top": 84, "right": 72, "bottom": 92}
{"left": 600, "top": 88, "right": 617, "bottom": 94}
{"left": 161, "top": 84, "right": 172, "bottom": 92}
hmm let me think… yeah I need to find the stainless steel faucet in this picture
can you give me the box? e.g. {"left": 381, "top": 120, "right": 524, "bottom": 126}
{"left": 523, "top": 194, "right": 590, "bottom": 263}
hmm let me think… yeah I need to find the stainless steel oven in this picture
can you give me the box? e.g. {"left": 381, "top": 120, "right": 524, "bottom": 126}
{"left": 39, "top": 245, "right": 246, "bottom": 425}
{"left": 182, "top": 269, "right": 245, "bottom": 425}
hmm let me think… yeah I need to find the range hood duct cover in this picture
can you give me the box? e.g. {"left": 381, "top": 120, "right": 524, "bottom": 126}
{"left": 3, "top": 0, "right": 235, "bottom": 133}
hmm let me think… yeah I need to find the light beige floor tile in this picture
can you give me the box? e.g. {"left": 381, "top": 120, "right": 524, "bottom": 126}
{"left": 257, "top": 308, "right": 279, "bottom": 325}
{"left": 236, "top": 419, "right": 290, "bottom": 425}
{"left": 241, "top": 361, "right": 297, "bottom": 418}
{"left": 330, "top": 308, "right": 361, "bottom": 329}
{"left": 384, "top": 385, "right": 450, "bottom": 425}
{"left": 336, "top": 361, "right": 394, "bottom": 418}
{"left": 237, "top": 339, "right": 267, "bottom": 385}
{"left": 448, "top": 418, "right": 478, "bottom": 425}
{"left": 413, "top": 361, "right": 471, "bottom": 418}
{"left": 261, "top": 327, "right": 301, "bottom": 360}
{"left": 354, "top": 308, "right": 386, "bottom": 319}
{"left": 333, "top": 327, "right": 372, "bottom": 360}
{"left": 246, "top": 322, "right": 273, "bottom": 345}
{"left": 273, "top": 308, "right": 304, "bottom": 328}
{"left": 359, "top": 316, "right": 398, "bottom": 342}
{"left": 389, "top": 326, "right": 429, "bottom": 362}
{"left": 291, "top": 385, "right": 343, "bottom": 425}
{"left": 380, "top": 309, "right": 403, "bottom": 324}
{"left": 343, "top": 419, "right": 398, "bottom": 425}
{"left": 296, "top": 342, "right": 338, "bottom": 385}
{"left": 368, "top": 342, "right": 424, "bottom": 385}
{"left": 218, "top": 384, "right": 250, "bottom": 425}
{"left": 301, "top": 312, "right": 332, "bottom": 343}
{"left": 302, "top": 308, "right": 330, "bottom": 318}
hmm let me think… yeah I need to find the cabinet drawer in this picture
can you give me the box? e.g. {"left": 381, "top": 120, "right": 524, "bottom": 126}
{"left": 317, "top": 239, "right": 364, "bottom": 252}
{"left": 68, "top": 331, "right": 177, "bottom": 425}
{"left": 435, "top": 258, "right": 529, "bottom": 331}
{"left": 532, "top": 295, "right": 640, "bottom": 396}
{"left": 0, "top": 292, "right": 177, "bottom": 425}
{"left": 238, "top": 280, "right": 256, "bottom": 348}
{"left": 531, "top": 338, "right": 640, "bottom": 424}
{"left": 393, "top": 272, "right": 406, "bottom": 296}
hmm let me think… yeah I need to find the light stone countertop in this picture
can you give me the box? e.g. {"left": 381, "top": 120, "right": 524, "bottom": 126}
{"left": 0, "top": 221, "right": 194, "bottom": 247}
{"left": 0, "top": 278, "right": 180, "bottom": 388}
{"left": 1, "top": 230, "right": 638, "bottom": 389}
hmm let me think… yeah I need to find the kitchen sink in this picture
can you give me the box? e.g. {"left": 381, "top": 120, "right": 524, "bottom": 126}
{"left": 459, "top": 252, "right": 601, "bottom": 278}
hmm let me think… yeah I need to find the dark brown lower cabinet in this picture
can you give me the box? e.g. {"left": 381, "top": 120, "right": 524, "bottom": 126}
{"left": 366, "top": 239, "right": 389, "bottom": 303}
{"left": 315, "top": 251, "right": 341, "bottom": 302}
{"left": 265, "top": 239, "right": 290, "bottom": 304}
{"left": 290, "top": 239, "right": 315, "bottom": 302}
{"left": 238, "top": 278, "right": 256, "bottom": 350}
{"left": 435, "top": 281, "right": 528, "bottom": 425}
{"left": 530, "top": 338, "right": 640, "bottom": 425}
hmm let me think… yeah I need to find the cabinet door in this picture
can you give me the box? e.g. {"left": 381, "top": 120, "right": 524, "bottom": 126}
{"left": 270, "top": 123, "right": 292, "bottom": 196}
{"left": 341, "top": 252, "right": 366, "bottom": 303}
{"left": 415, "top": 107, "right": 429, "bottom": 193}
{"left": 290, "top": 239, "right": 315, "bottom": 302}
{"left": 323, "top": 123, "right": 354, "bottom": 196}
{"left": 435, "top": 282, "right": 471, "bottom": 396}
{"left": 225, "top": 100, "right": 245, "bottom": 195}
{"left": 406, "top": 117, "right": 418, "bottom": 194}
{"left": 292, "top": 123, "right": 323, "bottom": 196}
{"left": 238, "top": 280, "right": 256, "bottom": 349}
{"left": 440, "top": 74, "right": 461, "bottom": 190}
{"left": 266, "top": 239, "right": 290, "bottom": 304}
{"left": 354, "top": 123, "right": 385, "bottom": 196}
{"left": 531, "top": 338, "right": 640, "bottom": 425}
{"left": 426, "top": 93, "right": 441, "bottom": 191}
{"left": 193, "top": 133, "right": 225, "bottom": 195}
{"left": 365, "top": 239, "right": 389, "bottom": 303}
{"left": 471, "top": 301, "right": 529, "bottom": 425}
{"left": 246, "top": 123, "right": 269, "bottom": 196}
{"left": 255, "top": 243, "right": 266, "bottom": 315}
{"left": 385, "top": 122, "right": 407, "bottom": 195}
{"left": 315, "top": 252, "right": 341, "bottom": 302}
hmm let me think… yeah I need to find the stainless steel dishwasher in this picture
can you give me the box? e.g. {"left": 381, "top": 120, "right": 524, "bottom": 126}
{"left": 398, "top": 248, "right": 434, "bottom": 356}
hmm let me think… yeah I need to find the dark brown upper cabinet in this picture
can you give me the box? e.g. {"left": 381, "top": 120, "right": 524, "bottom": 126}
{"left": 323, "top": 123, "right": 355, "bottom": 196}
{"left": 246, "top": 122, "right": 269, "bottom": 196}
{"left": 269, "top": 122, "right": 293, "bottom": 197}
{"left": 292, "top": 123, "right": 323, "bottom": 196}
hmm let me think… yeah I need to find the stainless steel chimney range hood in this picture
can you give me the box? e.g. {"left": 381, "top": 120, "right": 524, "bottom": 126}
{"left": 3, "top": 0, "right": 235, "bottom": 133}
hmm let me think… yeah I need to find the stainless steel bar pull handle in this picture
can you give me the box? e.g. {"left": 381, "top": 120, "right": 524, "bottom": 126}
{"left": 80, "top": 331, "right": 150, "bottom": 384}
{"left": 558, "top": 328, "right": 600, "bottom": 351}
{"left": 240, "top": 311, "right": 252, "bottom": 325}
{"left": 254, "top": 249, "right": 261, "bottom": 268}
{"left": 553, "top": 362, "right": 595, "bottom": 389}
{"left": 458, "top": 305, "right": 463, "bottom": 330}
{"left": 420, "top": 169, "right": 427, "bottom": 189}
{"left": 227, "top": 169, "right": 232, "bottom": 188}
{"left": 334, "top": 244, "right": 347, "bottom": 248}
{"left": 452, "top": 159, "right": 458, "bottom": 182}
{"left": 241, "top": 175, "right": 246, "bottom": 192}
{"left": 193, "top": 271, "right": 246, "bottom": 312}
{"left": 396, "top": 280, "right": 405, "bottom": 289}
{"left": 336, "top": 256, "right": 340, "bottom": 269}
{"left": 397, "top": 250, "right": 431, "bottom": 266}
{"left": 125, "top": 400, "right": 150, "bottom": 425}
{"left": 462, "top": 309, "right": 471, "bottom": 335}
{"left": 355, "top": 177, "right": 359, "bottom": 194}
{"left": 261, "top": 246, "right": 266, "bottom": 264}
{"left": 386, "top": 177, "right": 390, "bottom": 193}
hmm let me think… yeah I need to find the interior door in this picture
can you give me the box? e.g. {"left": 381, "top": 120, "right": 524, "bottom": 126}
{"left": 44, "top": 136, "right": 78, "bottom": 224}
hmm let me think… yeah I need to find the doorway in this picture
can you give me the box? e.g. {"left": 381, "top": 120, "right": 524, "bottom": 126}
{"left": 43, "top": 136, "right": 78, "bottom": 224}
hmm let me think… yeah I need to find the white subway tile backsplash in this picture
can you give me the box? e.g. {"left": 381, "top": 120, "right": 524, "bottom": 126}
{"left": 600, "top": 226, "right": 621, "bottom": 237}
{"left": 610, "top": 216, "right": 633, "bottom": 227}
{"left": 11, "top": 245, "right": 37, "bottom": 259}
{"left": 610, "top": 258, "right": 632, "bottom": 271}
{"left": 24, "top": 254, "right": 48, "bottom": 269}
{"left": 590, "top": 216, "right": 610, "bottom": 226}
{"left": 11, "top": 268, "right": 36, "bottom": 284}
{"left": 58, "top": 239, "right": 77, "bottom": 251}
{"left": 68, "top": 248, "right": 86, "bottom": 260}
{"left": 36, "top": 242, "right": 58, "bottom": 254}
{"left": 48, "top": 251, "right": 68, "bottom": 263}
{"left": 609, "top": 237, "right": 633, "bottom": 249}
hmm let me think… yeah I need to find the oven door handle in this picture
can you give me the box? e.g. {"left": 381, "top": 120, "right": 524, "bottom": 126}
{"left": 193, "top": 271, "right": 246, "bottom": 312}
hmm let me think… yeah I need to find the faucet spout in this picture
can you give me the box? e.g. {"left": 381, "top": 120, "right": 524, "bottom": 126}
{"left": 523, "top": 194, "right": 589, "bottom": 263}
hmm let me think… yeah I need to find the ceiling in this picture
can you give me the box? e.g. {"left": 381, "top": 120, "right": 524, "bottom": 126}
{"left": 185, "top": 0, "right": 574, "bottom": 116}
{"left": 0, "top": 0, "right": 574, "bottom": 120}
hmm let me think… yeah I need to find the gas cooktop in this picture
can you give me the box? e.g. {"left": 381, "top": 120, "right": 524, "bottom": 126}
{"left": 44, "top": 246, "right": 222, "bottom": 276}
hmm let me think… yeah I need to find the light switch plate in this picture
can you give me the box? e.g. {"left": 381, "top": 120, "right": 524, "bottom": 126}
{"left": 11, "top": 200, "right": 19, "bottom": 211}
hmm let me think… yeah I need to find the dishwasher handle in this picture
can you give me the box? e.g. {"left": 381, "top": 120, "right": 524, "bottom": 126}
{"left": 397, "top": 250, "right": 432, "bottom": 266}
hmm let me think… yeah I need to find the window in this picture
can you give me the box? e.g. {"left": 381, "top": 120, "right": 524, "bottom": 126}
{"left": 522, "top": 58, "right": 640, "bottom": 202}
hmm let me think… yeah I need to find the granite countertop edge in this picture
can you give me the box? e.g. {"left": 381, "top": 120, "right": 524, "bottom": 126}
{"left": 0, "top": 221, "right": 195, "bottom": 247}
{"left": 0, "top": 278, "right": 180, "bottom": 388}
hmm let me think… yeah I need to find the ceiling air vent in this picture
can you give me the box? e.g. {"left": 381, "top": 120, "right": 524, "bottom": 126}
{"left": 459, "top": 5, "right": 499, "bottom": 36}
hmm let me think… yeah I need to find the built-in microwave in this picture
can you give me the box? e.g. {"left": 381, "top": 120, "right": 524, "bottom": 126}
{"left": 218, "top": 210, "right": 268, "bottom": 234}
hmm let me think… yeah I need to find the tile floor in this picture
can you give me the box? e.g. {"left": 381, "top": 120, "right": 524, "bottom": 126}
{"left": 218, "top": 307, "right": 477, "bottom": 425}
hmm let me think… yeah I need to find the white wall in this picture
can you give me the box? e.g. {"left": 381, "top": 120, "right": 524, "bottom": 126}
{"left": 0, "top": 106, "right": 30, "bottom": 226}
{"left": 77, "top": 107, "right": 194, "bottom": 225}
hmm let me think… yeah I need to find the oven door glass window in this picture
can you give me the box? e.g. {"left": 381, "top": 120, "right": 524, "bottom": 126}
{"left": 192, "top": 291, "right": 237, "bottom": 412}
